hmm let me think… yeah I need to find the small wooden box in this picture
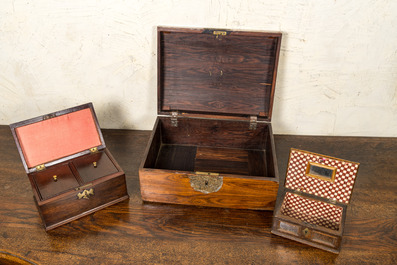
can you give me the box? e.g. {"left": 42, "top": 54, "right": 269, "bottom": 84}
{"left": 10, "top": 103, "right": 129, "bottom": 231}
{"left": 139, "top": 27, "right": 282, "bottom": 210}
{"left": 271, "top": 148, "right": 360, "bottom": 253}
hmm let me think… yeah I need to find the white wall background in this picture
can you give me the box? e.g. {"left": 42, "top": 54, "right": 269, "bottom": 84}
{"left": 1, "top": 0, "right": 396, "bottom": 136}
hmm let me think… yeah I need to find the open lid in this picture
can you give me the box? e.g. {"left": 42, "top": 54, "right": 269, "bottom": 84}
{"left": 284, "top": 148, "right": 360, "bottom": 205}
{"left": 10, "top": 103, "right": 105, "bottom": 174}
{"left": 158, "top": 27, "right": 282, "bottom": 121}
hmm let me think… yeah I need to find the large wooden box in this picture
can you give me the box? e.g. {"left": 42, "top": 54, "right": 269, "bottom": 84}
{"left": 10, "top": 103, "right": 129, "bottom": 231}
{"left": 271, "top": 148, "right": 360, "bottom": 253}
{"left": 139, "top": 27, "right": 282, "bottom": 210}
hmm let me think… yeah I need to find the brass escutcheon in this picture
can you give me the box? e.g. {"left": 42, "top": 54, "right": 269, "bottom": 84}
{"left": 77, "top": 188, "right": 94, "bottom": 200}
{"left": 53, "top": 175, "right": 57, "bottom": 181}
{"left": 303, "top": 228, "right": 310, "bottom": 238}
{"left": 189, "top": 174, "right": 223, "bottom": 194}
{"left": 93, "top": 162, "right": 97, "bottom": 168}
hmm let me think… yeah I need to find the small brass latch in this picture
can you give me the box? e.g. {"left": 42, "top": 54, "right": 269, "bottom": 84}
{"left": 189, "top": 172, "right": 223, "bottom": 194}
{"left": 36, "top": 164, "right": 46, "bottom": 171}
{"left": 93, "top": 162, "right": 97, "bottom": 168}
{"left": 90, "top": 147, "right": 98, "bottom": 153}
{"left": 77, "top": 188, "right": 94, "bottom": 200}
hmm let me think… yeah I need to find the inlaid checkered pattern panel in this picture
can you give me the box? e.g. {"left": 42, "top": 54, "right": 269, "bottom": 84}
{"left": 281, "top": 192, "right": 343, "bottom": 231}
{"left": 285, "top": 149, "right": 359, "bottom": 204}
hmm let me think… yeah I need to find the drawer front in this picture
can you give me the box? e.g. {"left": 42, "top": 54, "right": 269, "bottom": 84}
{"left": 38, "top": 174, "right": 128, "bottom": 229}
{"left": 272, "top": 218, "right": 341, "bottom": 253}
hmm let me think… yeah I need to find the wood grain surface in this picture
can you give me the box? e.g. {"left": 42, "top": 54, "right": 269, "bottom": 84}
{"left": 158, "top": 28, "right": 281, "bottom": 120}
{"left": 0, "top": 125, "right": 396, "bottom": 264}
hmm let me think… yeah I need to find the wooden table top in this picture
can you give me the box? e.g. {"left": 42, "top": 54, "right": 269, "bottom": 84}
{"left": 0, "top": 125, "right": 395, "bottom": 264}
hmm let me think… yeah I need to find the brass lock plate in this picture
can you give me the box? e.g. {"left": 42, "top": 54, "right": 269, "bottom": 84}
{"left": 189, "top": 173, "right": 223, "bottom": 194}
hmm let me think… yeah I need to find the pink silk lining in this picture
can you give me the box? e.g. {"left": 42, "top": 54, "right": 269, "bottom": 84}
{"left": 16, "top": 108, "right": 102, "bottom": 168}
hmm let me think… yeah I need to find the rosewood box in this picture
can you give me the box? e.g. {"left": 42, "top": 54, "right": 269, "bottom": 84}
{"left": 10, "top": 103, "right": 129, "bottom": 231}
{"left": 139, "top": 27, "right": 282, "bottom": 210}
{"left": 271, "top": 148, "right": 360, "bottom": 253}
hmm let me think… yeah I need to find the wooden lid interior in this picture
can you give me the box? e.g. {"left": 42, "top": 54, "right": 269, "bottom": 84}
{"left": 12, "top": 105, "right": 103, "bottom": 170}
{"left": 158, "top": 28, "right": 281, "bottom": 120}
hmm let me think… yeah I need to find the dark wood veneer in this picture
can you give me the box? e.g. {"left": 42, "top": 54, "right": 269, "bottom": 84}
{"left": 9, "top": 103, "right": 129, "bottom": 231}
{"left": 141, "top": 27, "right": 281, "bottom": 210}
{"left": 0, "top": 127, "right": 396, "bottom": 264}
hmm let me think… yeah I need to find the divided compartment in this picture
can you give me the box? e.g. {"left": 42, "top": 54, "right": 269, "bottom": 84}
{"left": 31, "top": 163, "right": 81, "bottom": 201}
{"left": 143, "top": 116, "right": 276, "bottom": 178}
{"left": 72, "top": 150, "right": 119, "bottom": 183}
{"left": 31, "top": 150, "right": 119, "bottom": 201}
{"left": 280, "top": 192, "right": 343, "bottom": 231}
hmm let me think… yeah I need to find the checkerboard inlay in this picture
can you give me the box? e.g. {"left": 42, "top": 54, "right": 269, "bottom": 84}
{"left": 285, "top": 149, "right": 359, "bottom": 204}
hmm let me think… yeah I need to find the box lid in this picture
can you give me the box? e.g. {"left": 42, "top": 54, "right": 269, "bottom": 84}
{"left": 158, "top": 27, "right": 282, "bottom": 121}
{"left": 10, "top": 103, "right": 105, "bottom": 174}
{"left": 284, "top": 148, "right": 360, "bottom": 205}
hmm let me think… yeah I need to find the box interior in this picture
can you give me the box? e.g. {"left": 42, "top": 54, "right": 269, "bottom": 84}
{"left": 280, "top": 192, "right": 343, "bottom": 231}
{"left": 30, "top": 150, "right": 118, "bottom": 201}
{"left": 143, "top": 117, "right": 276, "bottom": 178}
{"left": 15, "top": 108, "right": 102, "bottom": 168}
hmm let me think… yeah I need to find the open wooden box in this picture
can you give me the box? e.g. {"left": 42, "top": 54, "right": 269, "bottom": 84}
{"left": 272, "top": 148, "right": 360, "bottom": 253}
{"left": 10, "top": 103, "right": 129, "bottom": 231}
{"left": 139, "top": 27, "right": 282, "bottom": 210}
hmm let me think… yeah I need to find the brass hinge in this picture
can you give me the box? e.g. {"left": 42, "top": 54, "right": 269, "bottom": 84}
{"left": 195, "top": 171, "right": 220, "bottom": 176}
{"left": 249, "top": 116, "right": 257, "bottom": 130}
{"left": 213, "top": 30, "right": 227, "bottom": 40}
{"left": 36, "top": 164, "right": 46, "bottom": 171}
{"left": 213, "top": 31, "right": 227, "bottom": 36}
{"left": 171, "top": 111, "right": 178, "bottom": 127}
{"left": 90, "top": 147, "right": 98, "bottom": 153}
{"left": 328, "top": 198, "right": 337, "bottom": 204}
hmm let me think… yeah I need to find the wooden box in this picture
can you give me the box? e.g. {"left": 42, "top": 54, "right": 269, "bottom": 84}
{"left": 139, "top": 27, "right": 282, "bottom": 210}
{"left": 271, "top": 148, "right": 360, "bottom": 253}
{"left": 10, "top": 103, "right": 129, "bottom": 231}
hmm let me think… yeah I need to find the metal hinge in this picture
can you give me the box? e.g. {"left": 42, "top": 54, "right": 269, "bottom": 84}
{"left": 249, "top": 116, "right": 257, "bottom": 130}
{"left": 328, "top": 198, "right": 337, "bottom": 205}
{"left": 195, "top": 171, "right": 220, "bottom": 176}
{"left": 171, "top": 111, "right": 178, "bottom": 127}
{"left": 36, "top": 164, "right": 46, "bottom": 171}
{"left": 90, "top": 147, "right": 98, "bottom": 153}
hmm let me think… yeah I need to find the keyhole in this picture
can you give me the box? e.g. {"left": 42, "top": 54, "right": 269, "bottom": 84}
{"left": 303, "top": 228, "right": 309, "bottom": 237}
{"left": 205, "top": 181, "right": 208, "bottom": 186}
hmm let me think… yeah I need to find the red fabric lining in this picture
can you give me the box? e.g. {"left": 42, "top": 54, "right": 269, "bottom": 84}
{"left": 16, "top": 108, "right": 102, "bottom": 168}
